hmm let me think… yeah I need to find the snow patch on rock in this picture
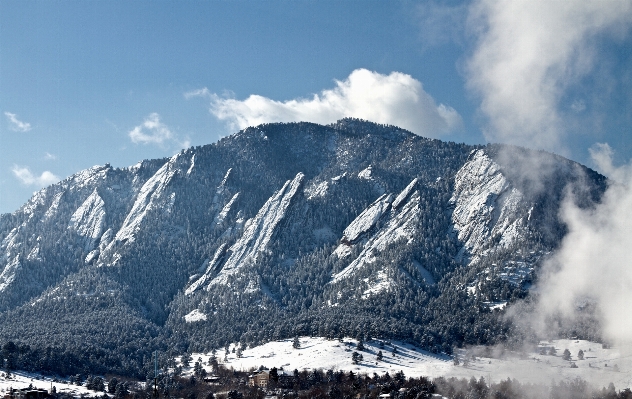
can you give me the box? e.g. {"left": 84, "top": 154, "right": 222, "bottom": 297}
{"left": 305, "top": 181, "right": 329, "bottom": 200}
{"left": 342, "top": 193, "right": 393, "bottom": 243}
{"left": 392, "top": 178, "right": 418, "bottom": 209}
{"left": 450, "top": 150, "right": 528, "bottom": 262}
{"left": 361, "top": 270, "right": 395, "bottom": 298}
{"left": 43, "top": 192, "right": 64, "bottom": 221}
{"left": 114, "top": 154, "right": 180, "bottom": 243}
{"left": 186, "top": 243, "right": 228, "bottom": 295}
{"left": 184, "top": 309, "right": 207, "bottom": 323}
{"left": 186, "top": 154, "right": 195, "bottom": 175}
{"left": 69, "top": 189, "right": 106, "bottom": 250}
{"left": 27, "top": 244, "right": 42, "bottom": 262}
{"left": 0, "top": 255, "right": 20, "bottom": 293}
{"left": 214, "top": 193, "right": 240, "bottom": 225}
{"left": 209, "top": 173, "right": 304, "bottom": 286}
{"left": 358, "top": 166, "right": 372, "bottom": 180}
{"left": 332, "top": 190, "right": 420, "bottom": 283}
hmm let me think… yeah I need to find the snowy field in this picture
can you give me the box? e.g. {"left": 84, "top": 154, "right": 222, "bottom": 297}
{"left": 188, "top": 337, "right": 632, "bottom": 390}
{"left": 0, "top": 370, "right": 95, "bottom": 397}
{"left": 2, "top": 337, "right": 631, "bottom": 397}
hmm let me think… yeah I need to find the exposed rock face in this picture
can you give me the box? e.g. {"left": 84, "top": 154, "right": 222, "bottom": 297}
{"left": 69, "top": 189, "right": 107, "bottom": 251}
{"left": 450, "top": 150, "right": 530, "bottom": 264}
{"left": 189, "top": 172, "right": 305, "bottom": 290}
{"left": 332, "top": 180, "right": 421, "bottom": 285}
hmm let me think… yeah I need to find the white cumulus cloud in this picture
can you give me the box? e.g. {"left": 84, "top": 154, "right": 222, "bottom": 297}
{"left": 129, "top": 113, "right": 174, "bottom": 145}
{"left": 128, "top": 113, "right": 191, "bottom": 150}
{"left": 11, "top": 165, "right": 59, "bottom": 187}
{"left": 5, "top": 112, "right": 32, "bottom": 132}
{"left": 466, "top": 0, "right": 632, "bottom": 152}
{"left": 198, "top": 69, "right": 462, "bottom": 137}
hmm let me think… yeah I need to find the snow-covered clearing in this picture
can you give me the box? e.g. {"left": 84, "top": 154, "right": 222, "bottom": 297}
{"left": 0, "top": 371, "right": 94, "bottom": 397}
{"left": 185, "top": 337, "right": 632, "bottom": 390}
{"left": 3, "top": 338, "right": 631, "bottom": 397}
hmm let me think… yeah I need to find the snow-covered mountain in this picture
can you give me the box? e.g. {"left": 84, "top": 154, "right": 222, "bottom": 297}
{"left": 0, "top": 119, "right": 606, "bottom": 375}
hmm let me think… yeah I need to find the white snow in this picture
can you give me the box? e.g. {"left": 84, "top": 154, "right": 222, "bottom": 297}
{"left": 187, "top": 154, "right": 195, "bottom": 175}
{"left": 0, "top": 255, "right": 20, "bottom": 293}
{"left": 98, "top": 228, "right": 114, "bottom": 252}
{"left": 392, "top": 178, "right": 418, "bottom": 209}
{"left": 181, "top": 337, "right": 450, "bottom": 378}
{"left": 220, "top": 168, "right": 232, "bottom": 187}
{"left": 85, "top": 250, "right": 100, "bottom": 264}
{"left": 27, "top": 245, "right": 41, "bottom": 262}
{"left": 209, "top": 173, "right": 304, "bottom": 286}
{"left": 182, "top": 338, "right": 632, "bottom": 390}
{"left": 0, "top": 371, "right": 95, "bottom": 397}
{"left": 186, "top": 244, "right": 228, "bottom": 295}
{"left": 361, "top": 270, "right": 395, "bottom": 298}
{"left": 332, "top": 190, "right": 420, "bottom": 284}
{"left": 358, "top": 166, "right": 373, "bottom": 180}
{"left": 342, "top": 194, "right": 393, "bottom": 243}
{"left": 69, "top": 189, "right": 106, "bottom": 251}
{"left": 0, "top": 225, "right": 23, "bottom": 292}
{"left": 450, "top": 150, "right": 528, "bottom": 262}
{"left": 43, "top": 192, "right": 64, "bottom": 221}
{"left": 67, "top": 165, "right": 109, "bottom": 190}
{"left": 304, "top": 181, "right": 329, "bottom": 200}
{"left": 114, "top": 154, "right": 179, "bottom": 243}
{"left": 214, "top": 193, "right": 240, "bottom": 225}
{"left": 184, "top": 309, "right": 207, "bottom": 323}
{"left": 1, "top": 227, "right": 20, "bottom": 252}
{"left": 333, "top": 243, "right": 353, "bottom": 258}
{"left": 19, "top": 190, "right": 47, "bottom": 219}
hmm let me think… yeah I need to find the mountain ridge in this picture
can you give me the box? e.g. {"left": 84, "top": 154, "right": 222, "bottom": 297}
{"left": 0, "top": 118, "right": 607, "bottom": 377}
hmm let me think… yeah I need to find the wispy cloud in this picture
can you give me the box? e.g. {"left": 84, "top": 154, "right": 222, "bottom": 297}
{"left": 128, "top": 113, "right": 190, "bottom": 149}
{"left": 184, "top": 88, "right": 211, "bottom": 99}
{"left": 194, "top": 69, "right": 462, "bottom": 138}
{"left": 534, "top": 145, "right": 632, "bottom": 344}
{"left": 44, "top": 152, "right": 57, "bottom": 161}
{"left": 458, "top": 1, "right": 632, "bottom": 346}
{"left": 465, "top": 0, "right": 632, "bottom": 152}
{"left": 11, "top": 165, "right": 59, "bottom": 187}
{"left": 4, "top": 112, "right": 32, "bottom": 132}
{"left": 417, "top": 1, "right": 468, "bottom": 49}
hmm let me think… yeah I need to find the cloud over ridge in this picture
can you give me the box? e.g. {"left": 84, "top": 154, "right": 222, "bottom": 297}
{"left": 128, "top": 113, "right": 190, "bottom": 149}
{"left": 11, "top": 165, "right": 59, "bottom": 187}
{"left": 466, "top": 0, "right": 632, "bottom": 152}
{"left": 536, "top": 145, "right": 632, "bottom": 344}
{"left": 194, "top": 69, "right": 462, "bottom": 137}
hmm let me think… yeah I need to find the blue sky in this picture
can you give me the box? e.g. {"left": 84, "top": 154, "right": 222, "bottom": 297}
{"left": 1, "top": 0, "right": 631, "bottom": 214}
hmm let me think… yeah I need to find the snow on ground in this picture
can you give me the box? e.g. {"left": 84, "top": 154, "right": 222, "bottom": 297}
{"left": 184, "top": 337, "right": 632, "bottom": 390}
{"left": 0, "top": 371, "right": 94, "bottom": 397}
{"left": 184, "top": 309, "right": 207, "bottom": 322}
{"left": 3, "top": 338, "right": 631, "bottom": 396}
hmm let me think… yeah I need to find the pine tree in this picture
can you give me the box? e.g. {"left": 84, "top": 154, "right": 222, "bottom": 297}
{"left": 293, "top": 336, "right": 300, "bottom": 349}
